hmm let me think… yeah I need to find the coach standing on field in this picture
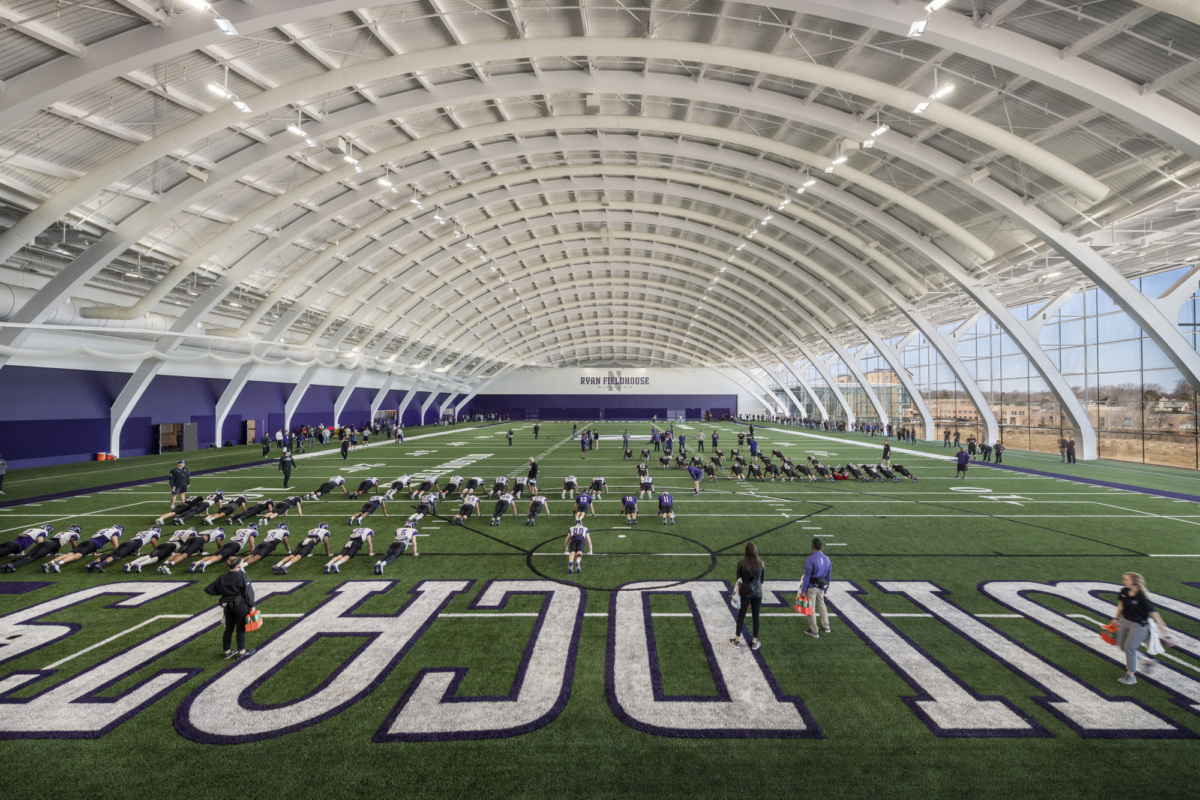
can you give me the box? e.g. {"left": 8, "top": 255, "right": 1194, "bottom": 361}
{"left": 527, "top": 457, "right": 539, "bottom": 489}
{"left": 801, "top": 538, "right": 832, "bottom": 638}
{"left": 204, "top": 556, "right": 256, "bottom": 660}
{"left": 278, "top": 450, "right": 296, "bottom": 488}
{"left": 169, "top": 460, "right": 190, "bottom": 508}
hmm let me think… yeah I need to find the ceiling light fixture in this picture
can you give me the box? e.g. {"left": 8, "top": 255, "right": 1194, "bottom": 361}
{"left": 907, "top": 19, "right": 928, "bottom": 38}
{"left": 871, "top": 124, "right": 890, "bottom": 138}
{"left": 213, "top": 17, "right": 238, "bottom": 36}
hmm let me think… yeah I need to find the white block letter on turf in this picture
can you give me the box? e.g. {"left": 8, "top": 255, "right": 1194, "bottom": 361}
{"left": 0, "top": 582, "right": 302, "bottom": 739}
{"left": 980, "top": 581, "right": 1200, "bottom": 719}
{"left": 176, "top": 580, "right": 469, "bottom": 743}
{"left": 378, "top": 579, "right": 583, "bottom": 741}
{"left": 607, "top": 580, "right": 818, "bottom": 738}
{"left": 823, "top": 580, "right": 1039, "bottom": 736}
{"left": 878, "top": 581, "right": 1187, "bottom": 737}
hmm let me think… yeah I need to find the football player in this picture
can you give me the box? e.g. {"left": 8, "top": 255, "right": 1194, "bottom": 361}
{"left": 189, "top": 525, "right": 256, "bottom": 573}
{"left": 44, "top": 525, "right": 121, "bottom": 572}
{"left": 894, "top": 464, "right": 918, "bottom": 482}
{"left": 307, "top": 475, "right": 347, "bottom": 501}
{"left": 4, "top": 525, "right": 81, "bottom": 572}
{"left": 90, "top": 527, "right": 161, "bottom": 573}
{"left": 563, "top": 522, "right": 592, "bottom": 574}
{"left": 525, "top": 493, "right": 550, "bottom": 526}
{"left": 324, "top": 527, "right": 373, "bottom": 574}
{"left": 125, "top": 527, "right": 192, "bottom": 573}
{"left": 159, "top": 527, "right": 223, "bottom": 574}
{"left": 349, "top": 494, "right": 387, "bottom": 526}
{"left": 385, "top": 475, "right": 411, "bottom": 500}
{"left": 442, "top": 475, "right": 464, "bottom": 498}
{"left": 274, "top": 523, "right": 332, "bottom": 575}
{"left": 243, "top": 523, "right": 291, "bottom": 568}
{"left": 203, "top": 494, "right": 249, "bottom": 524}
{"left": 347, "top": 477, "right": 380, "bottom": 500}
{"left": 561, "top": 475, "right": 578, "bottom": 500}
{"left": 658, "top": 491, "right": 675, "bottom": 524}
{"left": 573, "top": 492, "right": 595, "bottom": 522}
{"left": 621, "top": 494, "right": 639, "bottom": 525}
{"left": 154, "top": 495, "right": 205, "bottom": 526}
{"left": 490, "top": 491, "right": 517, "bottom": 526}
{"left": 491, "top": 476, "right": 509, "bottom": 498}
{"left": 0, "top": 525, "right": 51, "bottom": 562}
{"left": 451, "top": 493, "right": 480, "bottom": 525}
{"left": 230, "top": 498, "right": 274, "bottom": 524}
{"left": 374, "top": 524, "right": 418, "bottom": 574}
{"left": 589, "top": 476, "right": 607, "bottom": 499}
{"left": 261, "top": 495, "right": 304, "bottom": 521}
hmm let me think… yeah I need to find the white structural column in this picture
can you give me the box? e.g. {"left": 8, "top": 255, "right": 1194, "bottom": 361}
{"left": 109, "top": 360, "right": 161, "bottom": 456}
{"left": 397, "top": 388, "right": 419, "bottom": 427}
{"left": 370, "top": 378, "right": 398, "bottom": 421}
{"left": 333, "top": 369, "right": 368, "bottom": 428}
{"left": 283, "top": 366, "right": 322, "bottom": 434}
{"left": 214, "top": 363, "right": 257, "bottom": 448}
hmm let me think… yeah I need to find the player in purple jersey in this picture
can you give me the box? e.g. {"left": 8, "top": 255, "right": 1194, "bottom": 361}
{"left": 573, "top": 492, "right": 595, "bottom": 522}
{"left": 658, "top": 492, "right": 675, "bottom": 524}
{"left": 4, "top": 526, "right": 81, "bottom": 572}
{"left": 621, "top": 495, "right": 639, "bottom": 525}
{"left": 687, "top": 464, "right": 704, "bottom": 494}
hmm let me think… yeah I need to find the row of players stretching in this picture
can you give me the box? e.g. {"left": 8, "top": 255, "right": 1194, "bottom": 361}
{"left": 0, "top": 521, "right": 419, "bottom": 576}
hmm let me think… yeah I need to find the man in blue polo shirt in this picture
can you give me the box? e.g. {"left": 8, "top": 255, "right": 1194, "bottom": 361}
{"left": 956, "top": 446, "right": 970, "bottom": 478}
{"left": 801, "top": 537, "right": 832, "bottom": 639}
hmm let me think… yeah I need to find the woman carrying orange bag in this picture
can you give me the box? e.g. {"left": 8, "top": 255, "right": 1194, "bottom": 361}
{"left": 204, "top": 556, "right": 257, "bottom": 660}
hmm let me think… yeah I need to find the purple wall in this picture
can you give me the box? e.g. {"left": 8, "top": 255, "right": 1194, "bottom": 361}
{"left": 403, "top": 391, "right": 430, "bottom": 427}
{"left": 463, "top": 394, "right": 737, "bottom": 421}
{"left": 0, "top": 366, "right": 409, "bottom": 469}
{"left": 0, "top": 366, "right": 130, "bottom": 467}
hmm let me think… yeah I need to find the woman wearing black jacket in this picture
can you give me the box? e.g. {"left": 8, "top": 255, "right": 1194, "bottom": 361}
{"left": 204, "top": 556, "right": 256, "bottom": 659}
{"left": 731, "top": 542, "right": 764, "bottom": 650}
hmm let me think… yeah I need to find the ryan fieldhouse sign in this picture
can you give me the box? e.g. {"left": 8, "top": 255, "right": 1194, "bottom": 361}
{"left": 580, "top": 371, "right": 650, "bottom": 391}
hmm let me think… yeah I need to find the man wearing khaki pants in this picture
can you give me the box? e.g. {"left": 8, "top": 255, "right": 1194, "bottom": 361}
{"left": 801, "top": 537, "right": 832, "bottom": 638}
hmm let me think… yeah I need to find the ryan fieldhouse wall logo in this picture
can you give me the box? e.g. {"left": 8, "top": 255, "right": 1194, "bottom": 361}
{"left": 578, "top": 371, "right": 651, "bottom": 392}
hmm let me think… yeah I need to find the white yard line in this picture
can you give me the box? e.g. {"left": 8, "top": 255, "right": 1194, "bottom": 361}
{"left": 0, "top": 501, "right": 157, "bottom": 534}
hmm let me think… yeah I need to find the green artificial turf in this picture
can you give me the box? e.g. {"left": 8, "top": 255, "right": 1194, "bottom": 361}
{"left": 2, "top": 421, "right": 1199, "bottom": 800}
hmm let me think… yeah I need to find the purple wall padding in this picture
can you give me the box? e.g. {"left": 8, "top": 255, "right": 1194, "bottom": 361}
{"left": 340, "top": 386, "right": 374, "bottom": 428}
{"left": 0, "top": 366, "right": 130, "bottom": 467}
{"left": 128, "top": 374, "right": 227, "bottom": 452}
{"left": 291, "top": 383, "right": 338, "bottom": 431}
{"left": 403, "top": 391, "right": 430, "bottom": 427}
{"left": 462, "top": 394, "right": 738, "bottom": 421}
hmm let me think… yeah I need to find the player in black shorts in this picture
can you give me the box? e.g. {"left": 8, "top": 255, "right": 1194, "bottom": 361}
{"left": 490, "top": 492, "right": 517, "bottom": 526}
{"left": 747, "top": 462, "right": 764, "bottom": 482}
{"left": 658, "top": 454, "right": 671, "bottom": 469}
{"left": 512, "top": 477, "right": 528, "bottom": 500}
{"left": 729, "top": 462, "right": 745, "bottom": 481}
{"left": 262, "top": 495, "right": 304, "bottom": 521}
{"left": 231, "top": 499, "right": 274, "bottom": 524}
{"left": 409, "top": 493, "right": 438, "bottom": 522}
{"left": 845, "top": 463, "right": 865, "bottom": 482}
{"left": 159, "top": 527, "right": 219, "bottom": 573}
{"left": 621, "top": 494, "right": 639, "bottom": 524}
{"left": 307, "top": 475, "right": 347, "bottom": 501}
{"left": 451, "top": 494, "right": 480, "bottom": 525}
{"left": 589, "top": 477, "right": 607, "bottom": 499}
{"left": 348, "top": 478, "right": 380, "bottom": 501}
{"left": 808, "top": 457, "right": 832, "bottom": 482}
{"left": 861, "top": 463, "right": 881, "bottom": 482}
{"left": 349, "top": 495, "right": 387, "bottom": 526}
{"left": 877, "top": 463, "right": 897, "bottom": 482}
{"left": 894, "top": 464, "right": 918, "bottom": 482}
{"left": 525, "top": 494, "right": 550, "bottom": 526}
{"left": 442, "top": 476, "right": 464, "bottom": 498}
{"left": 243, "top": 523, "right": 291, "bottom": 568}
{"left": 640, "top": 448, "right": 651, "bottom": 461}
{"left": 154, "top": 495, "right": 204, "bottom": 526}
{"left": 203, "top": 495, "right": 249, "bottom": 524}
{"left": 624, "top": 448, "right": 634, "bottom": 461}
{"left": 411, "top": 477, "right": 440, "bottom": 498}
{"left": 325, "top": 527, "right": 373, "bottom": 574}
{"left": 491, "top": 476, "right": 509, "bottom": 498}
{"left": 274, "top": 523, "right": 332, "bottom": 574}
{"left": 703, "top": 461, "right": 718, "bottom": 482}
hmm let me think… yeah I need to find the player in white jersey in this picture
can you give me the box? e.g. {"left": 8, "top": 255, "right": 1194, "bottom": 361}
{"left": 589, "top": 477, "right": 607, "bottom": 499}
{"left": 244, "top": 523, "right": 292, "bottom": 568}
{"left": 451, "top": 494, "right": 480, "bottom": 525}
{"left": 512, "top": 476, "right": 529, "bottom": 499}
{"left": 385, "top": 475, "right": 412, "bottom": 500}
{"left": 325, "top": 527, "right": 374, "bottom": 573}
{"left": 307, "top": 476, "right": 347, "bottom": 501}
{"left": 125, "top": 528, "right": 190, "bottom": 573}
{"left": 45, "top": 525, "right": 122, "bottom": 571}
{"left": 274, "top": 524, "right": 332, "bottom": 574}
{"left": 490, "top": 476, "right": 509, "bottom": 498}
{"left": 4, "top": 525, "right": 81, "bottom": 572}
{"left": 91, "top": 527, "right": 161, "bottom": 572}
{"left": 409, "top": 493, "right": 438, "bottom": 523}
{"left": 489, "top": 492, "right": 517, "bottom": 526}
{"left": 442, "top": 475, "right": 464, "bottom": 498}
{"left": 563, "top": 523, "right": 592, "bottom": 574}
{"left": 189, "top": 525, "right": 257, "bottom": 573}
{"left": 525, "top": 494, "right": 550, "bottom": 526}
{"left": 561, "top": 475, "right": 578, "bottom": 499}
{"left": 462, "top": 477, "right": 485, "bottom": 496}
{"left": 374, "top": 525, "right": 419, "bottom": 574}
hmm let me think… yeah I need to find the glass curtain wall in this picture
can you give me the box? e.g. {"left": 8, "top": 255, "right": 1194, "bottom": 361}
{"left": 899, "top": 333, "right": 985, "bottom": 445}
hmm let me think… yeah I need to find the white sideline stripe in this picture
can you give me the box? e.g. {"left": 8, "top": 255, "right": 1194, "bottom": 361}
{"left": 767, "top": 427, "right": 956, "bottom": 462}
{"left": 1149, "top": 554, "right": 1200, "bottom": 557}
{"left": 44, "top": 614, "right": 192, "bottom": 669}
